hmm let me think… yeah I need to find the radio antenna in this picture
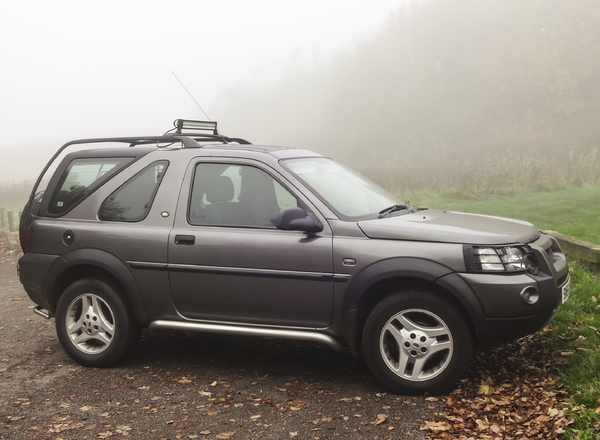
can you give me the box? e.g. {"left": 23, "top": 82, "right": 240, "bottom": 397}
{"left": 171, "top": 71, "right": 212, "bottom": 121}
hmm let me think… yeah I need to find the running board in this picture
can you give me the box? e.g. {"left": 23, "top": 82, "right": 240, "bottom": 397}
{"left": 148, "top": 320, "right": 343, "bottom": 353}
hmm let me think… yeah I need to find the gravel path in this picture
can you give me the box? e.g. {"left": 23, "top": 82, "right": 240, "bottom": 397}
{"left": 0, "top": 237, "right": 440, "bottom": 440}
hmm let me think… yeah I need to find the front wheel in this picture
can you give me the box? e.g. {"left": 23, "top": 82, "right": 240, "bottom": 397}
{"left": 55, "top": 278, "right": 141, "bottom": 367}
{"left": 362, "top": 290, "right": 472, "bottom": 395}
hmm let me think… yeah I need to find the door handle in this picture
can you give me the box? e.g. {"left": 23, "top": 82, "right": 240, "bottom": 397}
{"left": 174, "top": 235, "right": 195, "bottom": 245}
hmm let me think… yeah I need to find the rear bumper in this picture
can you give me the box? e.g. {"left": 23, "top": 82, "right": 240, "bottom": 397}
{"left": 18, "top": 253, "right": 63, "bottom": 311}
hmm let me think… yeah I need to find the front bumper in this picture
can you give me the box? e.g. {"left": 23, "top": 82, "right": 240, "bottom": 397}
{"left": 456, "top": 233, "right": 569, "bottom": 344}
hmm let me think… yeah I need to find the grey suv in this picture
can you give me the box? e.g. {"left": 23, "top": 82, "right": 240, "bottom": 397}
{"left": 18, "top": 119, "right": 570, "bottom": 394}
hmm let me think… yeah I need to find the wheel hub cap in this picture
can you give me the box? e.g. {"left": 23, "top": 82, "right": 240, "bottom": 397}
{"left": 379, "top": 308, "right": 453, "bottom": 382}
{"left": 65, "top": 293, "right": 115, "bottom": 354}
{"left": 403, "top": 331, "right": 430, "bottom": 358}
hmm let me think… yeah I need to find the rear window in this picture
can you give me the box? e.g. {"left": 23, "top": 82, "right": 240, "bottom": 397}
{"left": 48, "top": 157, "right": 133, "bottom": 215}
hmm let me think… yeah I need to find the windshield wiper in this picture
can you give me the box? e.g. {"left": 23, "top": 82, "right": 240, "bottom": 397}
{"left": 378, "top": 202, "right": 412, "bottom": 219}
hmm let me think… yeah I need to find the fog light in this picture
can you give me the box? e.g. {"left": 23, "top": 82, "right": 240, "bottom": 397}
{"left": 520, "top": 286, "right": 539, "bottom": 304}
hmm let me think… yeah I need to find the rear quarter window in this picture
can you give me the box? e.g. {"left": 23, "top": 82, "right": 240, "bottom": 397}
{"left": 48, "top": 157, "right": 134, "bottom": 215}
{"left": 98, "top": 161, "right": 169, "bottom": 222}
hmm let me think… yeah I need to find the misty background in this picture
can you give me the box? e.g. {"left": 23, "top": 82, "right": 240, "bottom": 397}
{"left": 214, "top": 0, "right": 600, "bottom": 196}
{"left": 2, "top": 0, "right": 599, "bottom": 202}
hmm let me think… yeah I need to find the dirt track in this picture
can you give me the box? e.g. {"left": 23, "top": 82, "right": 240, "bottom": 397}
{"left": 0, "top": 237, "right": 439, "bottom": 440}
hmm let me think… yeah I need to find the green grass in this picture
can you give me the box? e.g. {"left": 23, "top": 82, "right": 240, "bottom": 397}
{"left": 544, "top": 259, "right": 600, "bottom": 439}
{"left": 399, "top": 182, "right": 600, "bottom": 245}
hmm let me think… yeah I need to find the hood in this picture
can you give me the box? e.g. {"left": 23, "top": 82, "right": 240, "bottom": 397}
{"left": 358, "top": 209, "right": 540, "bottom": 245}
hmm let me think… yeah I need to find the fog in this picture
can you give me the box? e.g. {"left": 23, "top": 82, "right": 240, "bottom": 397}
{"left": 0, "top": 0, "right": 399, "bottom": 182}
{"left": 213, "top": 0, "right": 600, "bottom": 195}
{"left": 2, "top": 0, "right": 599, "bottom": 195}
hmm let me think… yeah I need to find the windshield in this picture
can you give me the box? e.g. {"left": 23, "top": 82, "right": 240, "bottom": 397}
{"left": 283, "top": 157, "right": 402, "bottom": 220}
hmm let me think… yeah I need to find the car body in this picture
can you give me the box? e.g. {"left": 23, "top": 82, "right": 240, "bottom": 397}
{"left": 18, "top": 120, "right": 570, "bottom": 394}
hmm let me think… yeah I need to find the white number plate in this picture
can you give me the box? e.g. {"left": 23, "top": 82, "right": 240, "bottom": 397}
{"left": 561, "top": 276, "right": 571, "bottom": 304}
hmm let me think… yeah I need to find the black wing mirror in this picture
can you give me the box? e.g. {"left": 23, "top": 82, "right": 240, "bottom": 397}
{"left": 276, "top": 207, "right": 323, "bottom": 233}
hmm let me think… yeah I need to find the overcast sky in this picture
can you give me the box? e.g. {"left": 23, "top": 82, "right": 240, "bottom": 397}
{"left": 1, "top": 0, "right": 401, "bottom": 153}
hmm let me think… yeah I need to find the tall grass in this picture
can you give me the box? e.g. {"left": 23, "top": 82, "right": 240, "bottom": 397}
{"left": 357, "top": 127, "right": 599, "bottom": 198}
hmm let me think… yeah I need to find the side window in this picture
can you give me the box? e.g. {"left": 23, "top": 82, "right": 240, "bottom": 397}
{"left": 189, "top": 163, "right": 298, "bottom": 228}
{"left": 48, "top": 157, "right": 133, "bottom": 215}
{"left": 98, "top": 161, "right": 168, "bottom": 222}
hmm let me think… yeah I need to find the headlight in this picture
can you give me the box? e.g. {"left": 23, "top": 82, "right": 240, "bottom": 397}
{"left": 464, "top": 245, "right": 539, "bottom": 274}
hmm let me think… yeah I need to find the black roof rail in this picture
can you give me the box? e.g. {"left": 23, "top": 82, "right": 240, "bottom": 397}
{"left": 25, "top": 121, "right": 251, "bottom": 208}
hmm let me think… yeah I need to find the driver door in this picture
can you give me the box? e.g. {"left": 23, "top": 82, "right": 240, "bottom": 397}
{"left": 168, "top": 160, "right": 334, "bottom": 327}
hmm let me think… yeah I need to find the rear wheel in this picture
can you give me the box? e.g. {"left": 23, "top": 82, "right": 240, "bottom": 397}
{"left": 55, "top": 278, "right": 141, "bottom": 367}
{"left": 362, "top": 290, "right": 472, "bottom": 395}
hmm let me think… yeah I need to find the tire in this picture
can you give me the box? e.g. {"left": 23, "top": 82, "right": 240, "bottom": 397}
{"left": 55, "top": 278, "right": 141, "bottom": 367}
{"left": 362, "top": 290, "right": 472, "bottom": 395}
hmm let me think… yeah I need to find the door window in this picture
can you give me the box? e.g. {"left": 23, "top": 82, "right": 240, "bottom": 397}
{"left": 189, "top": 163, "right": 297, "bottom": 228}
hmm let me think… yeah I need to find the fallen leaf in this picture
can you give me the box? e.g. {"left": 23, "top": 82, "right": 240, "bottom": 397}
{"left": 216, "top": 431, "right": 236, "bottom": 439}
{"left": 373, "top": 414, "right": 388, "bottom": 425}
{"left": 421, "top": 421, "right": 451, "bottom": 431}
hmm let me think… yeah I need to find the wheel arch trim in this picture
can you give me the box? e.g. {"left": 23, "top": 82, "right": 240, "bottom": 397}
{"left": 341, "top": 257, "right": 486, "bottom": 354}
{"left": 46, "top": 249, "right": 148, "bottom": 325}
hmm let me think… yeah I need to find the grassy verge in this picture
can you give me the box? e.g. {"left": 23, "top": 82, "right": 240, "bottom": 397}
{"left": 544, "top": 258, "right": 600, "bottom": 439}
{"left": 397, "top": 181, "right": 600, "bottom": 245}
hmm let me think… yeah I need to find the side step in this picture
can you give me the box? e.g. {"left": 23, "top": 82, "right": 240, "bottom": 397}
{"left": 149, "top": 320, "right": 343, "bottom": 353}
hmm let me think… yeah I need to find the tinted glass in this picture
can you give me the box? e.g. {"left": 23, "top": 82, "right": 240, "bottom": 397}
{"left": 98, "top": 161, "right": 168, "bottom": 222}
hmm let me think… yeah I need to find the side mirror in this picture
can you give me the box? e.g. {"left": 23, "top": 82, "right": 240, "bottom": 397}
{"left": 276, "top": 207, "right": 323, "bottom": 233}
